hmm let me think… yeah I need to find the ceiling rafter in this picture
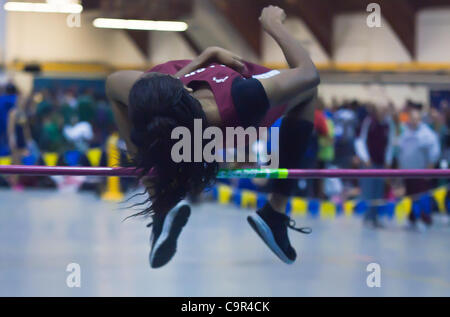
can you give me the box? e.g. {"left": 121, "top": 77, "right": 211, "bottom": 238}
{"left": 333, "top": 0, "right": 417, "bottom": 58}
{"left": 212, "top": 0, "right": 270, "bottom": 57}
{"left": 82, "top": 0, "right": 195, "bottom": 59}
{"left": 82, "top": 0, "right": 450, "bottom": 61}
{"left": 282, "top": 0, "right": 334, "bottom": 57}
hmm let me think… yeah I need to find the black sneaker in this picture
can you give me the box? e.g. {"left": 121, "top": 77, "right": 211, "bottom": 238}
{"left": 148, "top": 200, "right": 191, "bottom": 268}
{"left": 247, "top": 203, "right": 311, "bottom": 264}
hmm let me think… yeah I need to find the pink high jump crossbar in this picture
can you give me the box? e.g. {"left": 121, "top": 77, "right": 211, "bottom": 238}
{"left": 0, "top": 165, "right": 450, "bottom": 179}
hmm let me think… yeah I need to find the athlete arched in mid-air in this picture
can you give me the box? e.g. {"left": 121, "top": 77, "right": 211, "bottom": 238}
{"left": 106, "top": 5, "right": 320, "bottom": 268}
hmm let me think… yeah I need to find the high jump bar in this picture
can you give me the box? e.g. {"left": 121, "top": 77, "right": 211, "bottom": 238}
{"left": 0, "top": 165, "right": 450, "bottom": 179}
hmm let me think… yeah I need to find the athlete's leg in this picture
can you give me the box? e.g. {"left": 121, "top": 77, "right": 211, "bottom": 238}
{"left": 148, "top": 200, "right": 191, "bottom": 268}
{"left": 248, "top": 93, "right": 316, "bottom": 264}
{"left": 141, "top": 177, "right": 191, "bottom": 269}
{"left": 268, "top": 96, "right": 315, "bottom": 212}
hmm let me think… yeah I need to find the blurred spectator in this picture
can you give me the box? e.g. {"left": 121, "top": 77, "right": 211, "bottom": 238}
{"left": 397, "top": 108, "right": 441, "bottom": 228}
{"left": 77, "top": 89, "right": 96, "bottom": 123}
{"left": 318, "top": 108, "right": 335, "bottom": 167}
{"left": 39, "top": 114, "right": 65, "bottom": 152}
{"left": 355, "top": 104, "right": 395, "bottom": 228}
{"left": 91, "top": 98, "right": 115, "bottom": 146}
{"left": 424, "top": 103, "right": 450, "bottom": 167}
{"left": 63, "top": 113, "right": 94, "bottom": 152}
{"left": 60, "top": 90, "right": 78, "bottom": 126}
{"left": 35, "top": 90, "right": 53, "bottom": 118}
{"left": 333, "top": 103, "right": 358, "bottom": 168}
{"left": 0, "top": 83, "right": 18, "bottom": 156}
{"left": 7, "top": 106, "right": 34, "bottom": 189}
{"left": 299, "top": 107, "right": 329, "bottom": 197}
{"left": 441, "top": 100, "right": 450, "bottom": 165}
{"left": 315, "top": 99, "right": 334, "bottom": 199}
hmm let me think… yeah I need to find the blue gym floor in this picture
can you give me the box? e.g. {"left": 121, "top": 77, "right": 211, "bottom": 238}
{"left": 0, "top": 189, "right": 449, "bottom": 296}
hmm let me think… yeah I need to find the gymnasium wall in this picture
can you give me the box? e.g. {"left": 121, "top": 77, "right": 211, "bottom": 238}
{"left": 190, "top": 0, "right": 259, "bottom": 62}
{"left": 0, "top": 0, "right": 6, "bottom": 64}
{"left": 259, "top": 9, "right": 450, "bottom": 107}
{"left": 333, "top": 9, "right": 450, "bottom": 64}
{"left": 5, "top": 11, "right": 147, "bottom": 66}
{"left": 417, "top": 9, "right": 450, "bottom": 62}
{"left": 261, "top": 17, "right": 329, "bottom": 65}
{"left": 332, "top": 14, "right": 410, "bottom": 63}
{"left": 2, "top": 4, "right": 450, "bottom": 107}
{"left": 4, "top": 6, "right": 450, "bottom": 66}
{"left": 261, "top": 9, "right": 450, "bottom": 65}
{"left": 150, "top": 32, "right": 195, "bottom": 65}
{"left": 5, "top": 6, "right": 450, "bottom": 66}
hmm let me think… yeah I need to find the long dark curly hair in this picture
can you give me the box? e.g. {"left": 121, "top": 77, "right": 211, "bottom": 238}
{"left": 127, "top": 73, "right": 218, "bottom": 217}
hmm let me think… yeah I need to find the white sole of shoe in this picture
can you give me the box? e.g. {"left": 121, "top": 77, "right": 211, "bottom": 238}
{"left": 247, "top": 213, "right": 294, "bottom": 264}
{"left": 149, "top": 201, "right": 190, "bottom": 268}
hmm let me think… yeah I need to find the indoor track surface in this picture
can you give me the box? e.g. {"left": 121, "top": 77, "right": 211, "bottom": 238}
{"left": 1, "top": 189, "right": 449, "bottom": 296}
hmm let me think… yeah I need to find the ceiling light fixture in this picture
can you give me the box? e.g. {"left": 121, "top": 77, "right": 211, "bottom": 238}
{"left": 93, "top": 18, "right": 188, "bottom": 32}
{"left": 3, "top": 1, "right": 83, "bottom": 14}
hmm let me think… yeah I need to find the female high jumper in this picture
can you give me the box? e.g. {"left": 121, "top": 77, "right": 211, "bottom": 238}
{"left": 106, "top": 5, "right": 320, "bottom": 268}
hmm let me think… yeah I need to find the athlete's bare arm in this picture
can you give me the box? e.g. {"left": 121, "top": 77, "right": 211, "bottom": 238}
{"left": 255, "top": 6, "right": 320, "bottom": 119}
{"left": 175, "top": 46, "right": 245, "bottom": 78}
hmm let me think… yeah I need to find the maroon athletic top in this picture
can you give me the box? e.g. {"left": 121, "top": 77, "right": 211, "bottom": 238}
{"left": 148, "top": 60, "right": 287, "bottom": 129}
